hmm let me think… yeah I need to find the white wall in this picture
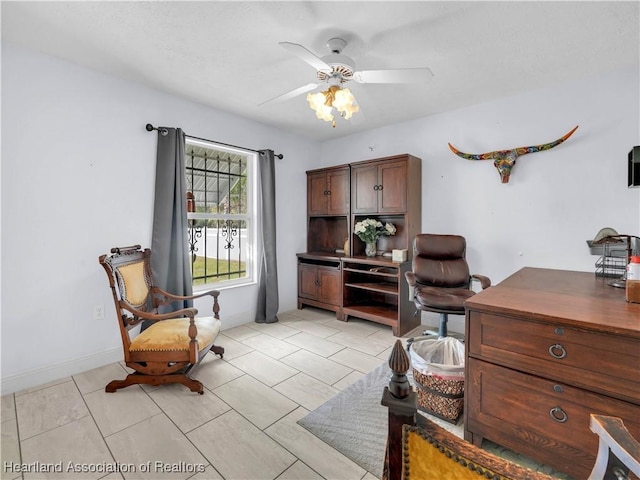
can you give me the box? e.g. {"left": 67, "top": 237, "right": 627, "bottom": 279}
{"left": 321, "top": 66, "right": 640, "bottom": 284}
{"left": 2, "top": 43, "right": 639, "bottom": 393}
{"left": 1, "top": 44, "right": 316, "bottom": 393}
{"left": 320, "top": 66, "right": 640, "bottom": 334}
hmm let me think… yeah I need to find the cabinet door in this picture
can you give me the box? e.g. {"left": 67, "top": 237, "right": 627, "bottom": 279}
{"left": 317, "top": 268, "right": 341, "bottom": 305}
{"left": 298, "top": 264, "right": 318, "bottom": 299}
{"left": 351, "top": 164, "right": 379, "bottom": 213}
{"left": 307, "top": 172, "right": 328, "bottom": 215}
{"left": 378, "top": 160, "right": 407, "bottom": 213}
{"left": 326, "top": 169, "right": 350, "bottom": 215}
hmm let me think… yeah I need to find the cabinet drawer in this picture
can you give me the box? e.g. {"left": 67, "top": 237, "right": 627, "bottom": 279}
{"left": 466, "top": 358, "right": 640, "bottom": 479}
{"left": 467, "top": 311, "right": 640, "bottom": 403}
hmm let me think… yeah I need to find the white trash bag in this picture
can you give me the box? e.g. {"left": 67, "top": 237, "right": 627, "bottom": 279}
{"left": 409, "top": 336, "right": 465, "bottom": 380}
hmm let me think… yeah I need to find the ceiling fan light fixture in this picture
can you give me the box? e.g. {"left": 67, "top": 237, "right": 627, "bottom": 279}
{"left": 307, "top": 91, "right": 334, "bottom": 122}
{"left": 333, "top": 87, "right": 359, "bottom": 120}
{"left": 307, "top": 85, "right": 358, "bottom": 126}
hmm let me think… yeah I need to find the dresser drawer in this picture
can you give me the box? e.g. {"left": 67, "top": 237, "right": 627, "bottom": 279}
{"left": 467, "top": 310, "right": 640, "bottom": 403}
{"left": 466, "top": 358, "right": 640, "bottom": 479}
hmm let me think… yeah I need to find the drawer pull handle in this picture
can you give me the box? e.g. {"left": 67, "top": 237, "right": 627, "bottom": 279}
{"left": 549, "top": 407, "right": 568, "bottom": 423}
{"left": 554, "top": 327, "right": 564, "bottom": 335}
{"left": 548, "top": 344, "right": 566, "bottom": 359}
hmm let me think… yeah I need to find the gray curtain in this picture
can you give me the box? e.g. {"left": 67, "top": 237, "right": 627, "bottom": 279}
{"left": 255, "top": 149, "right": 279, "bottom": 323}
{"left": 151, "top": 127, "right": 193, "bottom": 311}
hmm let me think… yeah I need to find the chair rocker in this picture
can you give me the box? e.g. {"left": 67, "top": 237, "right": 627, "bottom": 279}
{"left": 99, "top": 245, "right": 224, "bottom": 394}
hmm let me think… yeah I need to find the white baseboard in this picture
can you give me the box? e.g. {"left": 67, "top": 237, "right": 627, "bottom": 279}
{"left": 1, "top": 347, "right": 122, "bottom": 395}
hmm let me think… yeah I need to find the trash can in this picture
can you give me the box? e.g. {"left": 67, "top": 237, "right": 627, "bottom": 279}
{"left": 409, "top": 336, "right": 465, "bottom": 424}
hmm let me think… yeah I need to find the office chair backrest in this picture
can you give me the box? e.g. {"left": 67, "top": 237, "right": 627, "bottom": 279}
{"left": 412, "top": 234, "right": 470, "bottom": 289}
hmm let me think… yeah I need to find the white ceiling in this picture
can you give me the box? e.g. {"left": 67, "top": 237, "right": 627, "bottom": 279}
{"left": 2, "top": 1, "right": 639, "bottom": 142}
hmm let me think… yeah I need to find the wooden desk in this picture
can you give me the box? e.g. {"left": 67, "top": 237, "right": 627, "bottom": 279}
{"left": 464, "top": 267, "right": 640, "bottom": 479}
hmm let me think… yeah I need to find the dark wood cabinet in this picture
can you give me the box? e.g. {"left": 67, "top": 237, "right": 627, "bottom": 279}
{"left": 351, "top": 160, "right": 406, "bottom": 213}
{"left": 349, "top": 154, "right": 422, "bottom": 257}
{"left": 298, "top": 154, "right": 422, "bottom": 332}
{"left": 464, "top": 268, "right": 640, "bottom": 479}
{"left": 297, "top": 255, "right": 342, "bottom": 315}
{"left": 351, "top": 155, "right": 420, "bottom": 214}
{"left": 307, "top": 165, "right": 350, "bottom": 216}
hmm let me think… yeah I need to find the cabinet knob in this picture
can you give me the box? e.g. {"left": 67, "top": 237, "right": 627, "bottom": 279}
{"left": 378, "top": 184, "right": 383, "bottom": 190}
{"left": 548, "top": 343, "right": 567, "bottom": 359}
{"left": 549, "top": 407, "right": 568, "bottom": 423}
{"left": 373, "top": 185, "right": 379, "bottom": 191}
{"left": 554, "top": 327, "right": 564, "bottom": 335}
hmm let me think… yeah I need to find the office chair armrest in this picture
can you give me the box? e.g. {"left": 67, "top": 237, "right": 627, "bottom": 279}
{"left": 471, "top": 274, "right": 491, "bottom": 290}
{"left": 405, "top": 271, "right": 417, "bottom": 287}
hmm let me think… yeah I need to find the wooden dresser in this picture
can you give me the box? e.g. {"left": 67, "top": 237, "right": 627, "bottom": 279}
{"left": 464, "top": 267, "right": 640, "bottom": 479}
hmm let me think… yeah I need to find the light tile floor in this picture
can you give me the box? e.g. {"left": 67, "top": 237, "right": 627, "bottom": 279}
{"left": 1, "top": 308, "right": 402, "bottom": 480}
{"left": 1, "top": 307, "right": 571, "bottom": 480}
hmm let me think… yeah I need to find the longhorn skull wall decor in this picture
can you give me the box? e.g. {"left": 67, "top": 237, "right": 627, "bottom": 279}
{"left": 448, "top": 125, "right": 579, "bottom": 183}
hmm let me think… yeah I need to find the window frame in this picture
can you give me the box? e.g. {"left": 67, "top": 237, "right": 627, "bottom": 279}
{"left": 184, "top": 137, "right": 259, "bottom": 291}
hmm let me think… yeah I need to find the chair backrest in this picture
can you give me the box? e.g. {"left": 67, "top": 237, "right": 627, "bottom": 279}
{"left": 412, "top": 234, "right": 470, "bottom": 288}
{"left": 99, "top": 245, "right": 156, "bottom": 334}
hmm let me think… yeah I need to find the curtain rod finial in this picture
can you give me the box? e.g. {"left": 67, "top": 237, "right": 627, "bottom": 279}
{"left": 145, "top": 123, "right": 154, "bottom": 132}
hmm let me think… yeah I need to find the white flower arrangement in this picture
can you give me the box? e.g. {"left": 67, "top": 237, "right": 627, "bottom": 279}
{"left": 354, "top": 218, "right": 397, "bottom": 243}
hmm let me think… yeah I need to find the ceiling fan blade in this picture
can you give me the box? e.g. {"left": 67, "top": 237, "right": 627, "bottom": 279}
{"left": 279, "top": 42, "right": 332, "bottom": 73}
{"left": 353, "top": 67, "right": 434, "bottom": 84}
{"left": 259, "top": 83, "right": 321, "bottom": 106}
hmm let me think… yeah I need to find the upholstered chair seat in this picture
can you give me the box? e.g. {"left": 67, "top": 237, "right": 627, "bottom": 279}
{"left": 129, "top": 317, "right": 221, "bottom": 353}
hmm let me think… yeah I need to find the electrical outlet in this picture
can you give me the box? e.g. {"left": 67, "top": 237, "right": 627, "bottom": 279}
{"left": 93, "top": 304, "right": 105, "bottom": 320}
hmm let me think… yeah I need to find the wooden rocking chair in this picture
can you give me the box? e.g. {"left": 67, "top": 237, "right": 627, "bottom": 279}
{"left": 99, "top": 245, "right": 224, "bottom": 394}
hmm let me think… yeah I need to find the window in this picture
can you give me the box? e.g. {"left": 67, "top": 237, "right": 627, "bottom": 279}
{"left": 185, "top": 138, "right": 257, "bottom": 289}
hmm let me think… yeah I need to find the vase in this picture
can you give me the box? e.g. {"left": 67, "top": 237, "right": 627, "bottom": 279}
{"left": 365, "top": 241, "right": 377, "bottom": 257}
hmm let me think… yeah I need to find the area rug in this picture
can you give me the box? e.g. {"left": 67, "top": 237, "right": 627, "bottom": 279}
{"left": 297, "top": 363, "right": 571, "bottom": 480}
{"left": 297, "top": 362, "right": 392, "bottom": 478}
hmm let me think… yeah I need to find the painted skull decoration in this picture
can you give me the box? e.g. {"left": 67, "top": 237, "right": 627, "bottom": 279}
{"left": 448, "top": 126, "right": 579, "bottom": 183}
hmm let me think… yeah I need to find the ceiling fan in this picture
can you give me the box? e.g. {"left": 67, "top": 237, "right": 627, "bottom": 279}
{"left": 261, "top": 38, "right": 434, "bottom": 127}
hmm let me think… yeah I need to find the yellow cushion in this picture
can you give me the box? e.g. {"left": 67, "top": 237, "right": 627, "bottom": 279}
{"left": 116, "top": 262, "right": 149, "bottom": 306}
{"left": 130, "top": 317, "right": 221, "bottom": 352}
{"left": 402, "top": 424, "right": 550, "bottom": 480}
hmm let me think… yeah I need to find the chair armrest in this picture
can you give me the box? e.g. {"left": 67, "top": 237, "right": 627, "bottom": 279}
{"left": 405, "top": 271, "right": 416, "bottom": 287}
{"left": 121, "top": 302, "right": 198, "bottom": 322}
{"left": 588, "top": 414, "right": 640, "bottom": 479}
{"left": 151, "top": 287, "right": 221, "bottom": 319}
{"left": 156, "top": 287, "right": 220, "bottom": 300}
{"left": 471, "top": 274, "right": 491, "bottom": 290}
{"left": 152, "top": 286, "right": 220, "bottom": 302}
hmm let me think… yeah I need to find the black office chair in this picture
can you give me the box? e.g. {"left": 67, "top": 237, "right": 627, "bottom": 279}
{"left": 405, "top": 234, "right": 491, "bottom": 338}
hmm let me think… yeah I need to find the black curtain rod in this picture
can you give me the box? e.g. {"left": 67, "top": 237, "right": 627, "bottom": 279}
{"left": 145, "top": 124, "right": 283, "bottom": 159}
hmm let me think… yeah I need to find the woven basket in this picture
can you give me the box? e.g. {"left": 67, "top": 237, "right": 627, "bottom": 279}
{"left": 413, "top": 368, "right": 464, "bottom": 424}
